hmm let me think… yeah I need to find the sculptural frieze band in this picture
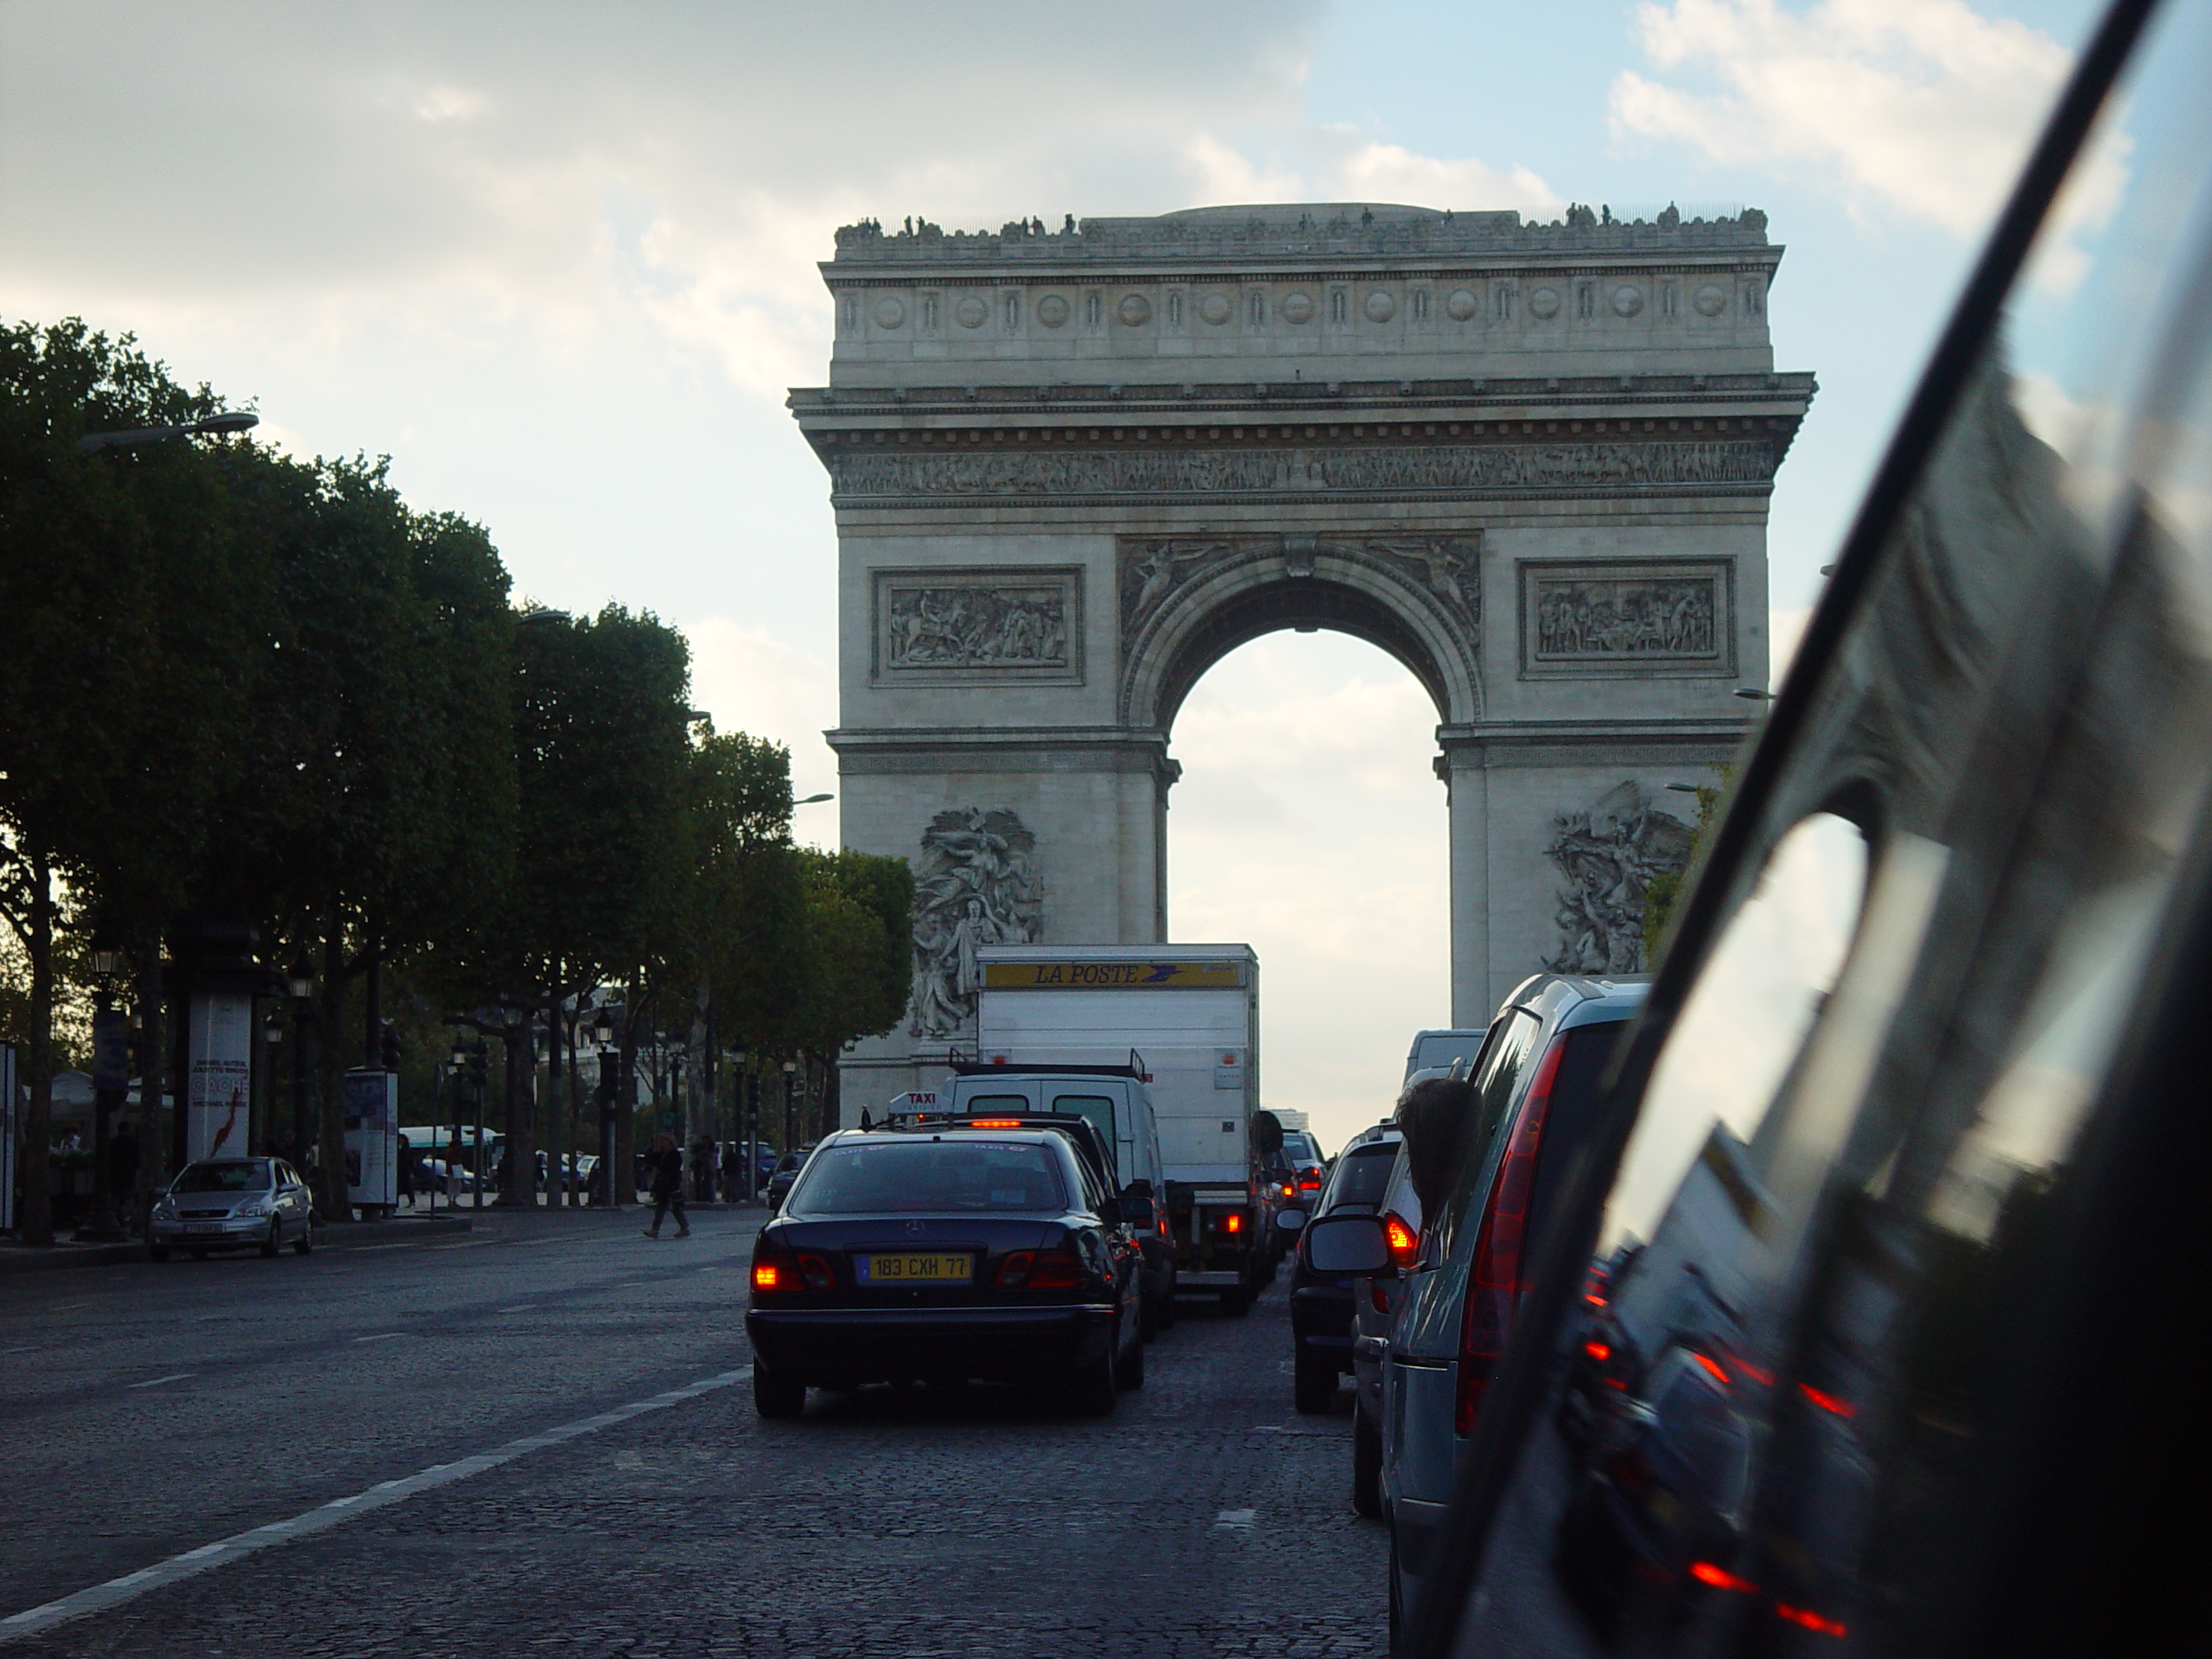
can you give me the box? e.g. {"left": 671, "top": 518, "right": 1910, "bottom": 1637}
{"left": 830, "top": 440, "right": 1776, "bottom": 504}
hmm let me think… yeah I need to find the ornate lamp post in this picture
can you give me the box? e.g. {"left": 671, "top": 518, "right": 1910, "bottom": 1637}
{"left": 591, "top": 1006, "right": 619, "bottom": 1208}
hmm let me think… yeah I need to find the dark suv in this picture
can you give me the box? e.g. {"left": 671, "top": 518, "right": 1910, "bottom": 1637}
{"left": 1287, "top": 1123, "right": 1402, "bottom": 1414}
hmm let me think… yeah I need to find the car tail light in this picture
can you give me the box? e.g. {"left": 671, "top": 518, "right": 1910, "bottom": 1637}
{"left": 1773, "top": 1604, "right": 1847, "bottom": 1637}
{"left": 1223, "top": 1211, "right": 1243, "bottom": 1235}
{"left": 1694, "top": 1351, "right": 1731, "bottom": 1386}
{"left": 969, "top": 1118, "right": 1024, "bottom": 1128}
{"left": 752, "top": 1247, "right": 797, "bottom": 1293}
{"left": 1382, "top": 1212, "right": 1418, "bottom": 1268}
{"left": 1688, "top": 1561, "right": 1759, "bottom": 1595}
{"left": 797, "top": 1252, "right": 834, "bottom": 1292}
{"left": 1584, "top": 1340, "right": 1611, "bottom": 1363}
{"left": 1027, "top": 1249, "right": 1083, "bottom": 1288}
{"left": 1800, "top": 1382, "right": 1855, "bottom": 1418}
{"left": 995, "top": 1250, "right": 1036, "bottom": 1287}
{"left": 1456, "top": 1033, "right": 1566, "bottom": 1433}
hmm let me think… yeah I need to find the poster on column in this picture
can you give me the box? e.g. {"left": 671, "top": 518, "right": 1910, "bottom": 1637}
{"left": 187, "top": 991, "right": 253, "bottom": 1162}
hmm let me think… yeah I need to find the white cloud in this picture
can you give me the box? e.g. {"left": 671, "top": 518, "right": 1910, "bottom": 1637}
{"left": 683, "top": 615, "right": 841, "bottom": 843}
{"left": 1324, "top": 139, "right": 1564, "bottom": 219}
{"left": 1610, "top": 0, "right": 2073, "bottom": 235}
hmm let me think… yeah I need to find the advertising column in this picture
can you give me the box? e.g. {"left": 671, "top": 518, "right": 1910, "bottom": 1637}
{"left": 186, "top": 991, "right": 254, "bottom": 1162}
{"left": 344, "top": 1068, "right": 397, "bottom": 1215}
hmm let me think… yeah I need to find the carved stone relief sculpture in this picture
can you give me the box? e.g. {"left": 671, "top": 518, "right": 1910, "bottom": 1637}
{"left": 1541, "top": 782, "right": 1694, "bottom": 976}
{"left": 909, "top": 808, "right": 1043, "bottom": 1039}
{"left": 874, "top": 569, "right": 1080, "bottom": 682}
{"left": 1521, "top": 561, "right": 1732, "bottom": 677}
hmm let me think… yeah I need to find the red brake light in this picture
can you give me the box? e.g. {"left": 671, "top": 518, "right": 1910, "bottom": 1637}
{"left": 1027, "top": 1249, "right": 1083, "bottom": 1289}
{"left": 1224, "top": 1212, "right": 1242, "bottom": 1234}
{"left": 1688, "top": 1561, "right": 1759, "bottom": 1594}
{"left": 1800, "top": 1382, "right": 1855, "bottom": 1417}
{"left": 1773, "top": 1604, "right": 1847, "bottom": 1637}
{"left": 753, "top": 1262, "right": 780, "bottom": 1290}
{"left": 1383, "top": 1212, "right": 1418, "bottom": 1267}
{"left": 1694, "top": 1351, "right": 1731, "bottom": 1386}
{"left": 1584, "top": 1340, "right": 1611, "bottom": 1363}
{"left": 1457, "top": 1033, "right": 1567, "bottom": 1433}
{"left": 752, "top": 1247, "right": 829, "bottom": 1294}
{"left": 969, "top": 1118, "right": 1023, "bottom": 1128}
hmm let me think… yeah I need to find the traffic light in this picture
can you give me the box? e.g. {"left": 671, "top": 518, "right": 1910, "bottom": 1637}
{"left": 378, "top": 1020, "right": 401, "bottom": 1071}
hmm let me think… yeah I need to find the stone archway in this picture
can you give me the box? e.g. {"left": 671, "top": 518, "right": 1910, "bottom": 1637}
{"left": 791, "top": 201, "right": 1811, "bottom": 1109}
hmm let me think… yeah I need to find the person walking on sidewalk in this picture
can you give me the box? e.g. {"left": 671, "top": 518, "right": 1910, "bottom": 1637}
{"left": 644, "top": 1134, "right": 690, "bottom": 1238}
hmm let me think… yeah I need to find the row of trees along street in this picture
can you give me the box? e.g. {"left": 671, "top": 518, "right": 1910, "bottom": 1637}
{"left": 1, "top": 319, "right": 912, "bottom": 1246}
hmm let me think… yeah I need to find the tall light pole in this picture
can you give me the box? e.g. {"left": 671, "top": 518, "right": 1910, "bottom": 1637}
{"left": 75, "top": 410, "right": 258, "bottom": 455}
{"left": 782, "top": 1058, "right": 798, "bottom": 1159}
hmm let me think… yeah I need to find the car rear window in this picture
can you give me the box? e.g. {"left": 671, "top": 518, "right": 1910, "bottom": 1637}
{"left": 1049, "top": 1093, "right": 1117, "bottom": 1147}
{"left": 787, "top": 1141, "right": 1067, "bottom": 1215}
{"left": 1325, "top": 1143, "right": 1398, "bottom": 1210}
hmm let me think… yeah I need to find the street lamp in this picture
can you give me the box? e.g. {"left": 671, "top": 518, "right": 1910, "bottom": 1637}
{"left": 782, "top": 1058, "right": 799, "bottom": 1162}
{"left": 796, "top": 793, "right": 834, "bottom": 805}
{"left": 75, "top": 410, "right": 259, "bottom": 455}
{"left": 285, "top": 954, "right": 316, "bottom": 1171}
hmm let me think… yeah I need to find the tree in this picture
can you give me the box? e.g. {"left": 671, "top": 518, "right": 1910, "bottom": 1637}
{"left": 494, "top": 605, "right": 692, "bottom": 1202}
{"left": 200, "top": 450, "right": 516, "bottom": 1218}
{"left": 0, "top": 320, "right": 264, "bottom": 1243}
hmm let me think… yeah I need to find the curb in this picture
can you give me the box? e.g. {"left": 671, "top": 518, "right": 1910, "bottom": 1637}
{"left": 0, "top": 1216, "right": 473, "bottom": 1277}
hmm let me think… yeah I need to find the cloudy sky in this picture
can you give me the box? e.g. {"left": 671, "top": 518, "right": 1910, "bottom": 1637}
{"left": 1, "top": 0, "right": 2105, "bottom": 1147}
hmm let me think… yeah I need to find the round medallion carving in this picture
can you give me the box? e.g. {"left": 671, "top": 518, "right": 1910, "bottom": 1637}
{"left": 1280, "top": 291, "right": 1315, "bottom": 324}
{"left": 1035, "top": 294, "right": 1071, "bottom": 328}
{"left": 1612, "top": 283, "right": 1645, "bottom": 317}
{"left": 1528, "top": 286, "right": 1560, "bottom": 320}
{"left": 1445, "top": 288, "right": 1478, "bottom": 321}
{"left": 1198, "top": 291, "right": 1233, "bottom": 326}
{"left": 1363, "top": 289, "right": 1398, "bottom": 322}
{"left": 1117, "top": 293, "right": 1153, "bottom": 327}
{"left": 954, "top": 294, "right": 988, "bottom": 329}
{"left": 1694, "top": 283, "right": 1728, "bottom": 317}
{"left": 873, "top": 296, "right": 907, "bottom": 329}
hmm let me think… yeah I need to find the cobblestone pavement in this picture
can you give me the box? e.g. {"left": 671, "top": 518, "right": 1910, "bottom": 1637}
{"left": 1, "top": 1211, "right": 1387, "bottom": 1656}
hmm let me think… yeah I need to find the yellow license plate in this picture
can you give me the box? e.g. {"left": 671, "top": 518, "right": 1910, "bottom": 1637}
{"left": 861, "top": 1252, "right": 970, "bottom": 1284}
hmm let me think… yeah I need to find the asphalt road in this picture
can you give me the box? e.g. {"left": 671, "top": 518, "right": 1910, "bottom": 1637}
{"left": 0, "top": 1208, "right": 1386, "bottom": 1657}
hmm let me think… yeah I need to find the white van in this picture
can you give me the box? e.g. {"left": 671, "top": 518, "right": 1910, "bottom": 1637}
{"left": 942, "top": 1064, "right": 1177, "bottom": 1336}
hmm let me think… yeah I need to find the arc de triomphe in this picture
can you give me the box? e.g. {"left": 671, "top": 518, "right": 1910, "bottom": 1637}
{"left": 789, "top": 203, "right": 1812, "bottom": 1108}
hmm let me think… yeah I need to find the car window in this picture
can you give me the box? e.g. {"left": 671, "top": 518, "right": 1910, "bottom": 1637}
{"left": 1412, "top": 1031, "right": 1485, "bottom": 1074}
{"left": 1430, "top": 1007, "right": 1540, "bottom": 1260}
{"left": 786, "top": 1140, "right": 1066, "bottom": 1215}
{"left": 174, "top": 1160, "right": 271, "bottom": 1193}
{"left": 1050, "top": 1093, "right": 1117, "bottom": 1147}
{"left": 1322, "top": 1142, "right": 1397, "bottom": 1211}
{"left": 963, "top": 1093, "right": 1029, "bottom": 1116}
{"left": 1522, "top": 1018, "right": 1631, "bottom": 1269}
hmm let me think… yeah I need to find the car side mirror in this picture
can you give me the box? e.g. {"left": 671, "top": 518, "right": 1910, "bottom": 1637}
{"left": 1275, "top": 1208, "right": 1306, "bottom": 1234}
{"left": 1118, "top": 1195, "right": 1160, "bottom": 1228}
{"left": 1305, "top": 1213, "right": 1391, "bottom": 1274}
{"left": 1397, "top": 1074, "right": 1474, "bottom": 1219}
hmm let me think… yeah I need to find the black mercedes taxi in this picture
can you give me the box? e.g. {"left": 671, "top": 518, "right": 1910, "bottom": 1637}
{"left": 744, "top": 1117, "right": 1147, "bottom": 1419}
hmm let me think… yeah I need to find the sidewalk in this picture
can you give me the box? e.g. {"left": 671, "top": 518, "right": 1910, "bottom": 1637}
{"left": 0, "top": 1212, "right": 473, "bottom": 1277}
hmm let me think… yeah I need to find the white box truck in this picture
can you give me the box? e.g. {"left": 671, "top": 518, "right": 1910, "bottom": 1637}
{"left": 974, "top": 943, "right": 1268, "bottom": 1312}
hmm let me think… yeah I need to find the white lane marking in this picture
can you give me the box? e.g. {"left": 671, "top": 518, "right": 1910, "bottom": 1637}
{"left": 1214, "top": 1509, "right": 1256, "bottom": 1529}
{"left": 0, "top": 1364, "right": 750, "bottom": 1643}
{"left": 126, "top": 1374, "right": 195, "bottom": 1390}
{"left": 496, "top": 1306, "right": 533, "bottom": 1314}
{"left": 351, "top": 1332, "right": 406, "bottom": 1344}
{"left": 0, "top": 1347, "right": 35, "bottom": 1357}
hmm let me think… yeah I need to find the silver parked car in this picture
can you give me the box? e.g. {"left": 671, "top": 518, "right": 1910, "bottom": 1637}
{"left": 149, "top": 1158, "right": 316, "bottom": 1262}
